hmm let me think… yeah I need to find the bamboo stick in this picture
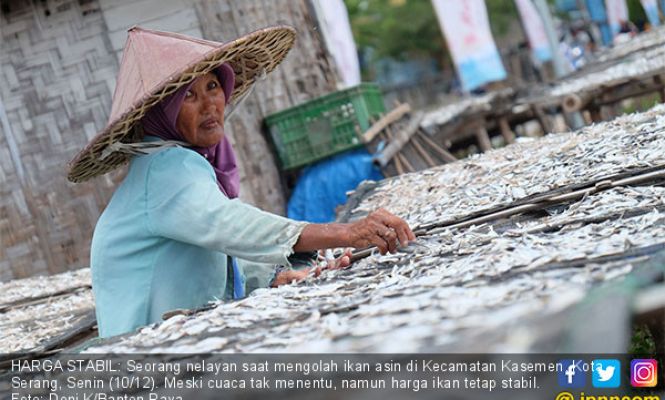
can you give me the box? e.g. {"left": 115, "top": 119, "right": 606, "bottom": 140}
{"left": 362, "top": 103, "right": 411, "bottom": 143}
{"left": 411, "top": 135, "right": 437, "bottom": 168}
{"left": 416, "top": 130, "right": 457, "bottom": 163}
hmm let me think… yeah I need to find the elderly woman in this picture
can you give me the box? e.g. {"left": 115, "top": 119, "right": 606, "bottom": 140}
{"left": 68, "top": 26, "right": 414, "bottom": 338}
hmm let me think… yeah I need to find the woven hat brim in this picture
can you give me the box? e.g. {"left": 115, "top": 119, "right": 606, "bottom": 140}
{"left": 67, "top": 26, "right": 296, "bottom": 183}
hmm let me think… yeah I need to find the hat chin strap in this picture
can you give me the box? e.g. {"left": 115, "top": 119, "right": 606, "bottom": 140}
{"left": 224, "top": 68, "right": 267, "bottom": 120}
{"left": 100, "top": 68, "right": 267, "bottom": 161}
{"left": 100, "top": 140, "right": 190, "bottom": 160}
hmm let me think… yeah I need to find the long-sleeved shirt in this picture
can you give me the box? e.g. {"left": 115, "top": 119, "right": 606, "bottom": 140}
{"left": 91, "top": 137, "right": 307, "bottom": 337}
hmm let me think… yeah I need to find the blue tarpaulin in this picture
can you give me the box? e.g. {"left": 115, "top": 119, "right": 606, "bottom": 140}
{"left": 287, "top": 149, "right": 383, "bottom": 223}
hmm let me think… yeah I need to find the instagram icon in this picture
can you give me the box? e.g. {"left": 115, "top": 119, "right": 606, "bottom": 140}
{"left": 630, "top": 359, "right": 658, "bottom": 387}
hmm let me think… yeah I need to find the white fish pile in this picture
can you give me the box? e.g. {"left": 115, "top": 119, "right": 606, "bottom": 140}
{"left": 0, "top": 268, "right": 90, "bottom": 305}
{"left": 0, "top": 267, "right": 93, "bottom": 353}
{"left": 355, "top": 105, "right": 665, "bottom": 229}
{"left": 420, "top": 90, "right": 511, "bottom": 130}
{"left": 0, "top": 289, "right": 94, "bottom": 353}
{"left": 549, "top": 45, "right": 665, "bottom": 97}
{"left": 82, "top": 105, "right": 665, "bottom": 354}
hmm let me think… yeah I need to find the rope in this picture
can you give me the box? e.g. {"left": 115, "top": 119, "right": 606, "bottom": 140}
{"left": 225, "top": 68, "right": 267, "bottom": 120}
{"left": 100, "top": 140, "right": 189, "bottom": 160}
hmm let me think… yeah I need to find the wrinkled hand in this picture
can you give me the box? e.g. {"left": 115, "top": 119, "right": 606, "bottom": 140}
{"left": 346, "top": 208, "right": 415, "bottom": 254}
{"left": 271, "top": 249, "right": 353, "bottom": 287}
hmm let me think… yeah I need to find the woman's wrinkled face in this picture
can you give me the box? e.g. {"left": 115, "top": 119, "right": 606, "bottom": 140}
{"left": 176, "top": 72, "right": 226, "bottom": 147}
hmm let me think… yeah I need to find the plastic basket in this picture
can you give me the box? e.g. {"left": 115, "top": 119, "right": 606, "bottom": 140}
{"left": 265, "top": 83, "right": 385, "bottom": 170}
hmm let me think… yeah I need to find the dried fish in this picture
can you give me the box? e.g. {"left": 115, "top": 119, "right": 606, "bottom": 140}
{"left": 0, "top": 290, "right": 94, "bottom": 353}
{"left": 0, "top": 268, "right": 90, "bottom": 305}
{"left": 596, "top": 26, "right": 665, "bottom": 63}
{"left": 7, "top": 106, "right": 665, "bottom": 355}
{"left": 550, "top": 45, "right": 665, "bottom": 97}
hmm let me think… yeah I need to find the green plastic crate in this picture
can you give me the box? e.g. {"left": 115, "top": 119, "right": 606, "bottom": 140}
{"left": 265, "top": 83, "right": 385, "bottom": 170}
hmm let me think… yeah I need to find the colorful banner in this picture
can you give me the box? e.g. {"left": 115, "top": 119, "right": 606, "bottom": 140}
{"left": 311, "top": 0, "right": 361, "bottom": 88}
{"left": 432, "top": 0, "right": 507, "bottom": 91}
{"left": 515, "top": 0, "right": 552, "bottom": 62}
{"left": 641, "top": 0, "right": 661, "bottom": 26}
{"left": 605, "top": 0, "right": 629, "bottom": 35}
{"left": 585, "top": 0, "right": 613, "bottom": 45}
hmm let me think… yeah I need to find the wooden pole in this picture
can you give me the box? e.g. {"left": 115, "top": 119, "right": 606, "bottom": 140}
{"left": 384, "top": 124, "right": 415, "bottom": 173}
{"left": 380, "top": 131, "right": 404, "bottom": 176}
{"left": 656, "top": 75, "right": 665, "bottom": 103}
{"left": 362, "top": 103, "right": 411, "bottom": 143}
{"left": 475, "top": 125, "right": 492, "bottom": 152}
{"left": 498, "top": 117, "right": 516, "bottom": 144}
{"left": 531, "top": 104, "right": 551, "bottom": 135}
{"left": 374, "top": 113, "right": 423, "bottom": 168}
{"left": 416, "top": 130, "right": 457, "bottom": 163}
{"left": 411, "top": 135, "right": 437, "bottom": 168}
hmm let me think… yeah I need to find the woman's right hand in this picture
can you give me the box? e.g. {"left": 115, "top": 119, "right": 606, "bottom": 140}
{"left": 294, "top": 208, "right": 415, "bottom": 254}
{"left": 345, "top": 208, "right": 415, "bottom": 254}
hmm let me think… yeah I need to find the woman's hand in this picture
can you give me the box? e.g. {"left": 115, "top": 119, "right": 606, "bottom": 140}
{"left": 346, "top": 208, "right": 415, "bottom": 254}
{"left": 271, "top": 249, "right": 352, "bottom": 287}
{"left": 293, "top": 208, "right": 415, "bottom": 254}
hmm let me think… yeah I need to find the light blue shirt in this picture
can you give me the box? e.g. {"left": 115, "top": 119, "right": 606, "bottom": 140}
{"left": 91, "top": 139, "right": 307, "bottom": 338}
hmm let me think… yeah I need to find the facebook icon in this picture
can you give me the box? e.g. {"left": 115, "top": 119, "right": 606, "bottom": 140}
{"left": 558, "top": 359, "right": 586, "bottom": 388}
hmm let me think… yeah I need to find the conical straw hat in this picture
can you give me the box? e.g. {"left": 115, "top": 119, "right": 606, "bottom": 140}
{"left": 67, "top": 25, "right": 296, "bottom": 183}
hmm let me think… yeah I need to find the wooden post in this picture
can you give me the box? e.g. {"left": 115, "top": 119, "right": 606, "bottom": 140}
{"left": 656, "top": 75, "right": 665, "bottom": 103}
{"left": 416, "top": 130, "right": 457, "bottom": 163}
{"left": 411, "top": 135, "right": 437, "bottom": 168}
{"left": 374, "top": 113, "right": 423, "bottom": 168}
{"left": 475, "top": 124, "right": 492, "bottom": 152}
{"left": 377, "top": 131, "right": 403, "bottom": 176}
{"left": 362, "top": 103, "right": 411, "bottom": 143}
{"left": 589, "top": 106, "right": 603, "bottom": 123}
{"left": 384, "top": 125, "right": 415, "bottom": 173}
{"left": 498, "top": 117, "right": 515, "bottom": 144}
{"left": 531, "top": 104, "right": 551, "bottom": 135}
{"left": 582, "top": 110, "right": 593, "bottom": 125}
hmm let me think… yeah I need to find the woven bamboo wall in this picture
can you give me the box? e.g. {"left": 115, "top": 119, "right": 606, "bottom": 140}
{"left": 0, "top": 0, "right": 339, "bottom": 281}
{"left": 0, "top": 0, "right": 121, "bottom": 282}
{"left": 193, "top": 0, "right": 339, "bottom": 212}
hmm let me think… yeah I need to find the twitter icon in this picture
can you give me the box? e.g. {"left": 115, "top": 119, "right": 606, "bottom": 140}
{"left": 592, "top": 359, "right": 621, "bottom": 388}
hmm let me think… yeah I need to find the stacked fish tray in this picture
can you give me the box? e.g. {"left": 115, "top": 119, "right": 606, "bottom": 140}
{"left": 521, "top": 43, "right": 665, "bottom": 120}
{"left": 594, "top": 25, "right": 665, "bottom": 64}
{"left": 4, "top": 104, "right": 665, "bottom": 399}
{"left": 0, "top": 268, "right": 95, "bottom": 355}
{"left": 419, "top": 89, "right": 520, "bottom": 154}
{"left": 2, "top": 107, "right": 665, "bottom": 397}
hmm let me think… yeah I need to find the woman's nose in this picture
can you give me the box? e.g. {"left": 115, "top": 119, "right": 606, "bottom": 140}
{"left": 201, "top": 93, "right": 219, "bottom": 112}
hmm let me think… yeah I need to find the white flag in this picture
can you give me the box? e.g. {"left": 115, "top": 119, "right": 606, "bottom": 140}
{"left": 641, "top": 0, "right": 661, "bottom": 26}
{"left": 515, "top": 0, "right": 552, "bottom": 62}
{"left": 311, "top": 0, "right": 361, "bottom": 88}
{"left": 605, "top": 0, "right": 629, "bottom": 34}
{"left": 432, "top": 0, "right": 507, "bottom": 91}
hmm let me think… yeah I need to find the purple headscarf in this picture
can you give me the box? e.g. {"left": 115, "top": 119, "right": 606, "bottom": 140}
{"left": 142, "top": 63, "right": 240, "bottom": 198}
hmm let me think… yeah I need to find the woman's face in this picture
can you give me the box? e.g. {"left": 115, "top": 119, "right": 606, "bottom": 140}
{"left": 176, "top": 72, "right": 226, "bottom": 147}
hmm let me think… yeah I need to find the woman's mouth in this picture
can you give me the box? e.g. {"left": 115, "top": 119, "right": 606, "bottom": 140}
{"left": 200, "top": 118, "right": 219, "bottom": 129}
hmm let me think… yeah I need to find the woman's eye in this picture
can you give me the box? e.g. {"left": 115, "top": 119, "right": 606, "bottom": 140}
{"left": 184, "top": 90, "right": 193, "bottom": 98}
{"left": 208, "top": 81, "right": 219, "bottom": 90}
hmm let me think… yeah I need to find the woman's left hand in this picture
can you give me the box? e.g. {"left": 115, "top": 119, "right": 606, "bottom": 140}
{"left": 271, "top": 249, "right": 352, "bottom": 287}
